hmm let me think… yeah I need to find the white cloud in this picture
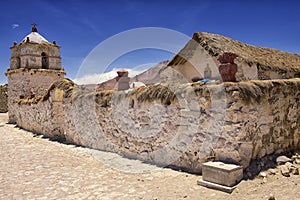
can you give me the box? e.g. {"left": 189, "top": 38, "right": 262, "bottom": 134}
{"left": 73, "top": 68, "right": 147, "bottom": 85}
{"left": 11, "top": 24, "right": 19, "bottom": 29}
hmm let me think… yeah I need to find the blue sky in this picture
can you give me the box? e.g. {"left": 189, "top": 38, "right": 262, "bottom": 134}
{"left": 1, "top": 0, "right": 300, "bottom": 84}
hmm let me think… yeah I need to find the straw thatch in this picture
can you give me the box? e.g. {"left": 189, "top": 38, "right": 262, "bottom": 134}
{"left": 135, "top": 84, "right": 177, "bottom": 105}
{"left": 224, "top": 78, "right": 300, "bottom": 104}
{"left": 16, "top": 96, "right": 43, "bottom": 105}
{"left": 94, "top": 90, "right": 113, "bottom": 107}
{"left": 225, "top": 81, "right": 264, "bottom": 104}
{"left": 42, "top": 78, "right": 74, "bottom": 101}
{"left": 17, "top": 78, "right": 74, "bottom": 105}
{"left": 168, "top": 32, "right": 300, "bottom": 72}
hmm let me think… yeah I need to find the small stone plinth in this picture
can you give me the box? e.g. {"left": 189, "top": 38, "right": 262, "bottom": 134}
{"left": 201, "top": 161, "right": 243, "bottom": 187}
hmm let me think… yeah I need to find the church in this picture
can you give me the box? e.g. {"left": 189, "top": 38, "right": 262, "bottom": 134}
{"left": 5, "top": 24, "right": 66, "bottom": 123}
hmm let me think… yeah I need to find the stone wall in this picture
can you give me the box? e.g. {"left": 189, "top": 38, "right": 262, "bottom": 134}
{"left": 10, "top": 43, "right": 61, "bottom": 70}
{"left": 11, "top": 79, "right": 73, "bottom": 139}
{"left": 0, "top": 84, "right": 8, "bottom": 113}
{"left": 6, "top": 68, "right": 65, "bottom": 123}
{"left": 11, "top": 78, "right": 300, "bottom": 173}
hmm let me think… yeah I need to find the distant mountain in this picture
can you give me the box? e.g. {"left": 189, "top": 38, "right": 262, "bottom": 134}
{"left": 130, "top": 60, "right": 168, "bottom": 85}
{"left": 73, "top": 68, "right": 147, "bottom": 85}
{"left": 95, "top": 61, "right": 169, "bottom": 90}
{"left": 74, "top": 61, "right": 169, "bottom": 91}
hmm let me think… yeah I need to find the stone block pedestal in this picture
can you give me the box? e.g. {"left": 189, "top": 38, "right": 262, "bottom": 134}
{"left": 198, "top": 161, "right": 243, "bottom": 193}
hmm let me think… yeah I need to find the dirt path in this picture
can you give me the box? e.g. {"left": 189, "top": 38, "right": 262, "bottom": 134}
{"left": 0, "top": 113, "right": 299, "bottom": 200}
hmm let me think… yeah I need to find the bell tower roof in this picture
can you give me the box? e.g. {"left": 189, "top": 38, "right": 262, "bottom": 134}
{"left": 20, "top": 24, "right": 50, "bottom": 44}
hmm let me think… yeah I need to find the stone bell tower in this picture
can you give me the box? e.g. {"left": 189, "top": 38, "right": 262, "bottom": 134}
{"left": 5, "top": 24, "right": 66, "bottom": 123}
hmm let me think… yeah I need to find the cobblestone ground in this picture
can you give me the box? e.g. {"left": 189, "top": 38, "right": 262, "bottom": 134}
{"left": 0, "top": 113, "right": 214, "bottom": 200}
{"left": 0, "top": 113, "right": 299, "bottom": 200}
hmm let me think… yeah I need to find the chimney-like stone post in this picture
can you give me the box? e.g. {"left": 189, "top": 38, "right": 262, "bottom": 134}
{"left": 116, "top": 70, "right": 130, "bottom": 91}
{"left": 218, "top": 52, "right": 238, "bottom": 82}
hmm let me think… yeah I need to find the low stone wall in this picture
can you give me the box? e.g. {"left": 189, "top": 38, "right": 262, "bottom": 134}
{"left": 6, "top": 68, "right": 65, "bottom": 123}
{"left": 11, "top": 78, "right": 300, "bottom": 173}
{"left": 11, "top": 79, "right": 73, "bottom": 139}
{"left": 0, "top": 84, "right": 8, "bottom": 113}
{"left": 12, "top": 99, "right": 61, "bottom": 138}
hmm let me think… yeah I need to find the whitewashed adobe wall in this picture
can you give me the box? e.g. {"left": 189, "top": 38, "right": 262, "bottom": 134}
{"left": 171, "top": 45, "right": 220, "bottom": 82}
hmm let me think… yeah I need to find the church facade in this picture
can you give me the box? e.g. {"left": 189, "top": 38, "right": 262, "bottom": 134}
{"left": 5, "top": 25, "right": 65, "bottom": 123}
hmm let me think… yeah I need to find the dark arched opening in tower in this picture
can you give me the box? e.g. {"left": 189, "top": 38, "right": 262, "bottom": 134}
{"left": 41, "top": 52, "right": 48, "bottom": 69}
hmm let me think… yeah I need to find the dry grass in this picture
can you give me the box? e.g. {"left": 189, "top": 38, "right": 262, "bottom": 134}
{"left": 16, "top": 96, "right": 43, "bottom": 105}
{"left": 196, "top": 32, "right": 300, "bottom": 71}
{"left": 135, "top": 84, "right": 177, "bottom": 105}
{"left": 167, "top": 32, "right": 300, "bottom": 73}
{"left": 18, "top": 77, "right": 300, "bottom": 108}
{"left": 69, "top": 88, "right": 115, "bottom": 109}
{"left": 94, "top": 90, "right": 113, "bottom": 107}
{"left": 225, "top": 78, "right": 300, "bottom": 104}
{"left": 42, "top": 78, "right": 74, "bottom": 101}
{"left": 225, "top": 82, "right": 263, "bottom": 104}
{"left": 16, "top": 78, "right": 75, "bottom": 105}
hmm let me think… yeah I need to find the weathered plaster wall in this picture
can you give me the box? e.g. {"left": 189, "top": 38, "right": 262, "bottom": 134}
{"left": 11, "top": 96, "right": 64, "bottom": 139}
{"left": 171, "top": 45, "right": 220, "bottom": 82}
{"left": 235, "top": 59, "right": 258, "bottom": 81}
{"left": 11, "top": 80, "right": 72, "bottom": 139}
{"left": 11, "top": 78, "right": 300, "bottom": 173}
{"left": 0, "top": 84, "right": 8, "bottom": 113}
{"left": 6, "top": 69, "right": 65, "bottom": 122}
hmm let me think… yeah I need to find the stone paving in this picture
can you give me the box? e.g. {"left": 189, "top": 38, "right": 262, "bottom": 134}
{"left": 0, "top": 113, "right": 218, "bottom": 200}
{"left": 1, "top": 113, "right": 300, "bottom": 200}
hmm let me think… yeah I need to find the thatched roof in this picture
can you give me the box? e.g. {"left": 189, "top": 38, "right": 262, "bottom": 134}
{"left": 168, "top": 32, "right": 300, "bottom": 72}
